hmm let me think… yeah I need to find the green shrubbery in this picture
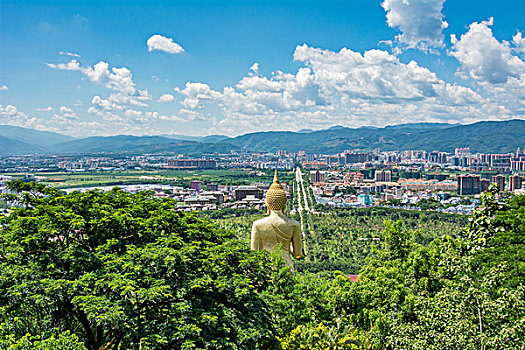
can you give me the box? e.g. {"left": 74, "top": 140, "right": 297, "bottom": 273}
{"left": 1, "top": 181, "right": 524, "bottom": 349}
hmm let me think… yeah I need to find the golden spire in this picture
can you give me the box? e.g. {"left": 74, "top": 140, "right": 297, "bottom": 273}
{"left": 266, "top": 169, "right": 287, "bottom": 213}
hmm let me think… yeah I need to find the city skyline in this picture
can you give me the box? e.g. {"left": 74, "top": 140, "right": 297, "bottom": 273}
{"left": 1, "top": 0, "right": 525, "bottom": 137}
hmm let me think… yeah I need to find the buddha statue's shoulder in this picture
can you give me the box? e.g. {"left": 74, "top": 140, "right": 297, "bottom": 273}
{"left": 285, "top": 216, "right": 301, "bottom": 227}
{"left": 252, "top": 216, "right": 272, "bottom": 227}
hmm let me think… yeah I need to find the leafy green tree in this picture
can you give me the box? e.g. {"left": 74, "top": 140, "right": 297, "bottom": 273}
{"left": 0, "top": 181, "right": 282, "bottom": 349}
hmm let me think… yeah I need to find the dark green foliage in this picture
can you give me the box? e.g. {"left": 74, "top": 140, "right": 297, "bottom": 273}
{"left": 217, "top": 207, "right": 465, "bottom": 274}
{"left": 0, "top": 181, "right": 281, "bottom": 349}
{"left": 1, "top": 180, "right": 524, "bottom": 349}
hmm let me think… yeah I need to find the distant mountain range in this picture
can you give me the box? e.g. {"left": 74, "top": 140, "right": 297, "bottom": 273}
{"left": 1, "top": 120, "right": 524, "bottom": 155}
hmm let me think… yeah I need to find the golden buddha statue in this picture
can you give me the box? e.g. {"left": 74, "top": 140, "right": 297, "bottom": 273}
{"left": 251, "top": 170, "right": 303, "bottom": 268}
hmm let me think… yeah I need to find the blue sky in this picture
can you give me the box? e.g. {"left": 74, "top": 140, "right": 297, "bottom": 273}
{"left": 1, "top": 0, "right": 525, "bottom": 137}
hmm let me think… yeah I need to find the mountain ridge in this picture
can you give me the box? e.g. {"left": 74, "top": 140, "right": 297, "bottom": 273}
{"left": 1, "top": 119, "right": 524, "bottom": 155}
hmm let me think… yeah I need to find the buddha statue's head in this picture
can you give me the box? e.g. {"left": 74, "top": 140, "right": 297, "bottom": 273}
{"left": 266, "top": 170, "right": 287, "bottom": 213}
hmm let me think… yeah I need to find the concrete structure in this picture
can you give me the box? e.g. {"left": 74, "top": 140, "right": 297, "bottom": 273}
{"left": 201, "top": 191, "right": 224, "bottom": 204}
{"left": 509, "top": 175, "right": 523, "bottom": 192}
{"left": 167, "top": 159, "right": 216, "bottom": 169}
{"left": 190, "top": 180, "right": 202, "bottom": 191}
{"left": 374, "top": 169, "right": 392, "bottom": 182}
{"left": 480, "top": 178, "right": 490, "bottom": 192}
{"left": 310, "top": 170, "right": 326, "bottom": 183}
{"left": 357, "top": 194, "right": 373, "bottom": 205}
{"left": 344, "top": 152, "right": 370, "bottom": 164}
{"left": 206, "top": 183, "right": 218, "bottom": 191}
{"left": 492, "top": 175, "right": 506, "bottom": 192}
{"left": 184, "top": 196, "right": 217, "bottom": 206}
{"left": 234, "top": 185, "right": 263, "bottom": 201}
{"left": 457, "top": 174, "right": 481, "bottom": 195}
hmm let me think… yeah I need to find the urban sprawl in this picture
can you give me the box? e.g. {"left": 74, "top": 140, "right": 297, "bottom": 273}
{"left": 1, "top": 146, "right": 524, "bottom": 215}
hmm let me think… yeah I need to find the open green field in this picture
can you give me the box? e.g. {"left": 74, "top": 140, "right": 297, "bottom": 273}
{"left": 5, "top": 169, "right": 296, "bottom": 189}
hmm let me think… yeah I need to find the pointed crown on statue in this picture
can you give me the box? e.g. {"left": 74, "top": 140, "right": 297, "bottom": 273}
{"left": 266, "top": 170, "right": 287, "bottom": 212}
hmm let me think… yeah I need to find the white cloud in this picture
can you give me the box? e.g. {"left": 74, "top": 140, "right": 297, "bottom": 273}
{"left": 52, "top": 106, "right": 78, "bottom": 124}
{"left": 512, "top": 31, "right": 525, "bottom": 55}
{"left": 60, "top": 51, "right": 81, "bottom": 58}
{"left": 37, "top": 106, "right": 53, "bottom": 112}
{"left": 46, "top": 59, "right": 82, "bottom": 71}
{"left": 157, "top": 93, "right": 175, "bottom": 103}
{"left": 179, "top": 108, "right": 206, "bottom": 121}
{"left": 82, "top": 61, "right": 137, "bottom": 94}
{"left": 249, "top": 63, "right": 259, "bottom": 75}
{"left": 0, "top": 85, "right": 8, "bottom": 91}
{"left": 174, "top": 44, "right": 489, "bottom": 135}
{"left": 124, "top": 109, "right": 143, "bottom": 118}
{"left": 147, "top": 34, "right": 184, "bottom": 54}
{"left": 450, "top": 18, "right": 525, "bottom": 84}
{"left": 381, "top": 0, "right": 448, "bottom": 51}
{"left": 0, "top": 104, "right": 43, "bottom": 129}
{"left": 175, "top": 82, "right": 221, "bottom": 108}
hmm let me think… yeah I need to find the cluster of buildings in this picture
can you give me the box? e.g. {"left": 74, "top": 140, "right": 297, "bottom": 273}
{"left": 307, "top": 147, "right": 525, "bottom": 214}
{"left": 1, "top": 145, "right": 524, "bottom": 215}
{"left": 55, "top": 178, "right": 288, "bottom": 212}
{"left": 457, "top": 174, "right": 523, "bottom": 195}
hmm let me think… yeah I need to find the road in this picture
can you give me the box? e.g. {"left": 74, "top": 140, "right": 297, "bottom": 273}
{"left": 295, "top": 167, "right": 312, "bottom": 212}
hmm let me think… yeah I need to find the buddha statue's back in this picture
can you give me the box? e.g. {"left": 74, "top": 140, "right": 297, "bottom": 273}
{"left": 251, "top": 170, "right": 302, "bottom": 268}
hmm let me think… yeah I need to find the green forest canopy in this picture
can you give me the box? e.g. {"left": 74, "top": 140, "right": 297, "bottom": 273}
{"left": 0, "top": 181, "right": 524, "bottom": 349}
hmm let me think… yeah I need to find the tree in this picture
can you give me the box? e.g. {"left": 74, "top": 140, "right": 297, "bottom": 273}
{"left": 0, "top": 181, "right": 281, "bottom": 349}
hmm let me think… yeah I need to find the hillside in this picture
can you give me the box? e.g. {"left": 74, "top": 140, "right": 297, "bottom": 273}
{"left": 229, "top": 119, "right": 525, "bottom": 153}
{"left": 0, "top": 125, "right": 74, "bottom": 147}
{"left": 51, "top": 135, "right": 239, "bottom": 155}
{"left": 0, "top": 135, "right": 44, "bottom": 155}
{"left": 1, "top": 119, "right": 524, "bottom": 155}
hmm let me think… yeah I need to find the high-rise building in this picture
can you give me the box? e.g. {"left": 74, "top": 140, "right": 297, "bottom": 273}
{"left": 310, "top": 170, "right": 326, "bottom": 183}
{"left": 509, "top": 175, "right": 523, "bottom": 192}
{"left": 457, "top": 174, "right": 481, "bottom": 195}
{"left": 374, "top": 169, "right": 392, "bottom": 182}
{"left": 343, "top": 152, "right": 370, "bottom": 164}
{"left": 492, "top": 175, "right": 506, "bottom": 192}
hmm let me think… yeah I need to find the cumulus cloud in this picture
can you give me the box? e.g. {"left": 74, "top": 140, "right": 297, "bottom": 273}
{"left": 0, "top": 85, "right": 7, "bottom": 91}
{"left": 46, "top": 59, "right": 82, "bottom": 70}
{"left": 82, "top": 61, "right": 137, "bottom": 94}
{"left": 450, "top": 18, "right": 525, "bottom": 84}
{"left": 157, "top": 94, "right": 175, "bottom": 103}
{"left": 175, "top": 82, "right": 221, "bottom": 108}
{"left": 52, "top": 106, "right": 78, "bottom": 124}
{"left": 381, "top": 0, "right": 448, "bottom": 51}
{"left": 174, "top": 44, "right": 488, "bottom": 134}
{"left": 124, "top": 109, "right": 143, "bottom": 119}
{"left": 0, "top": 104, "right": 42, "bottom": 128}
{"left": 37, "top": 106, "right": 53, "bottom": 112}
{"left": 512, "top": 31, "right": 525, "bottom": 55}
{"left": 147, "top": 34, "right": 184, "bottom": 54}
{"left": 47, "top": 57, "right": 159, "bottom": 129}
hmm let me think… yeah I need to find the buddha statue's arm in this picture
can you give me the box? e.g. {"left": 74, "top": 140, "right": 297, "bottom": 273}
{"left": 250, "top": 223, "right": 263, "bottom": 251}
{"left": 291, "top": 223, "right": 303, "bottom": 258}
